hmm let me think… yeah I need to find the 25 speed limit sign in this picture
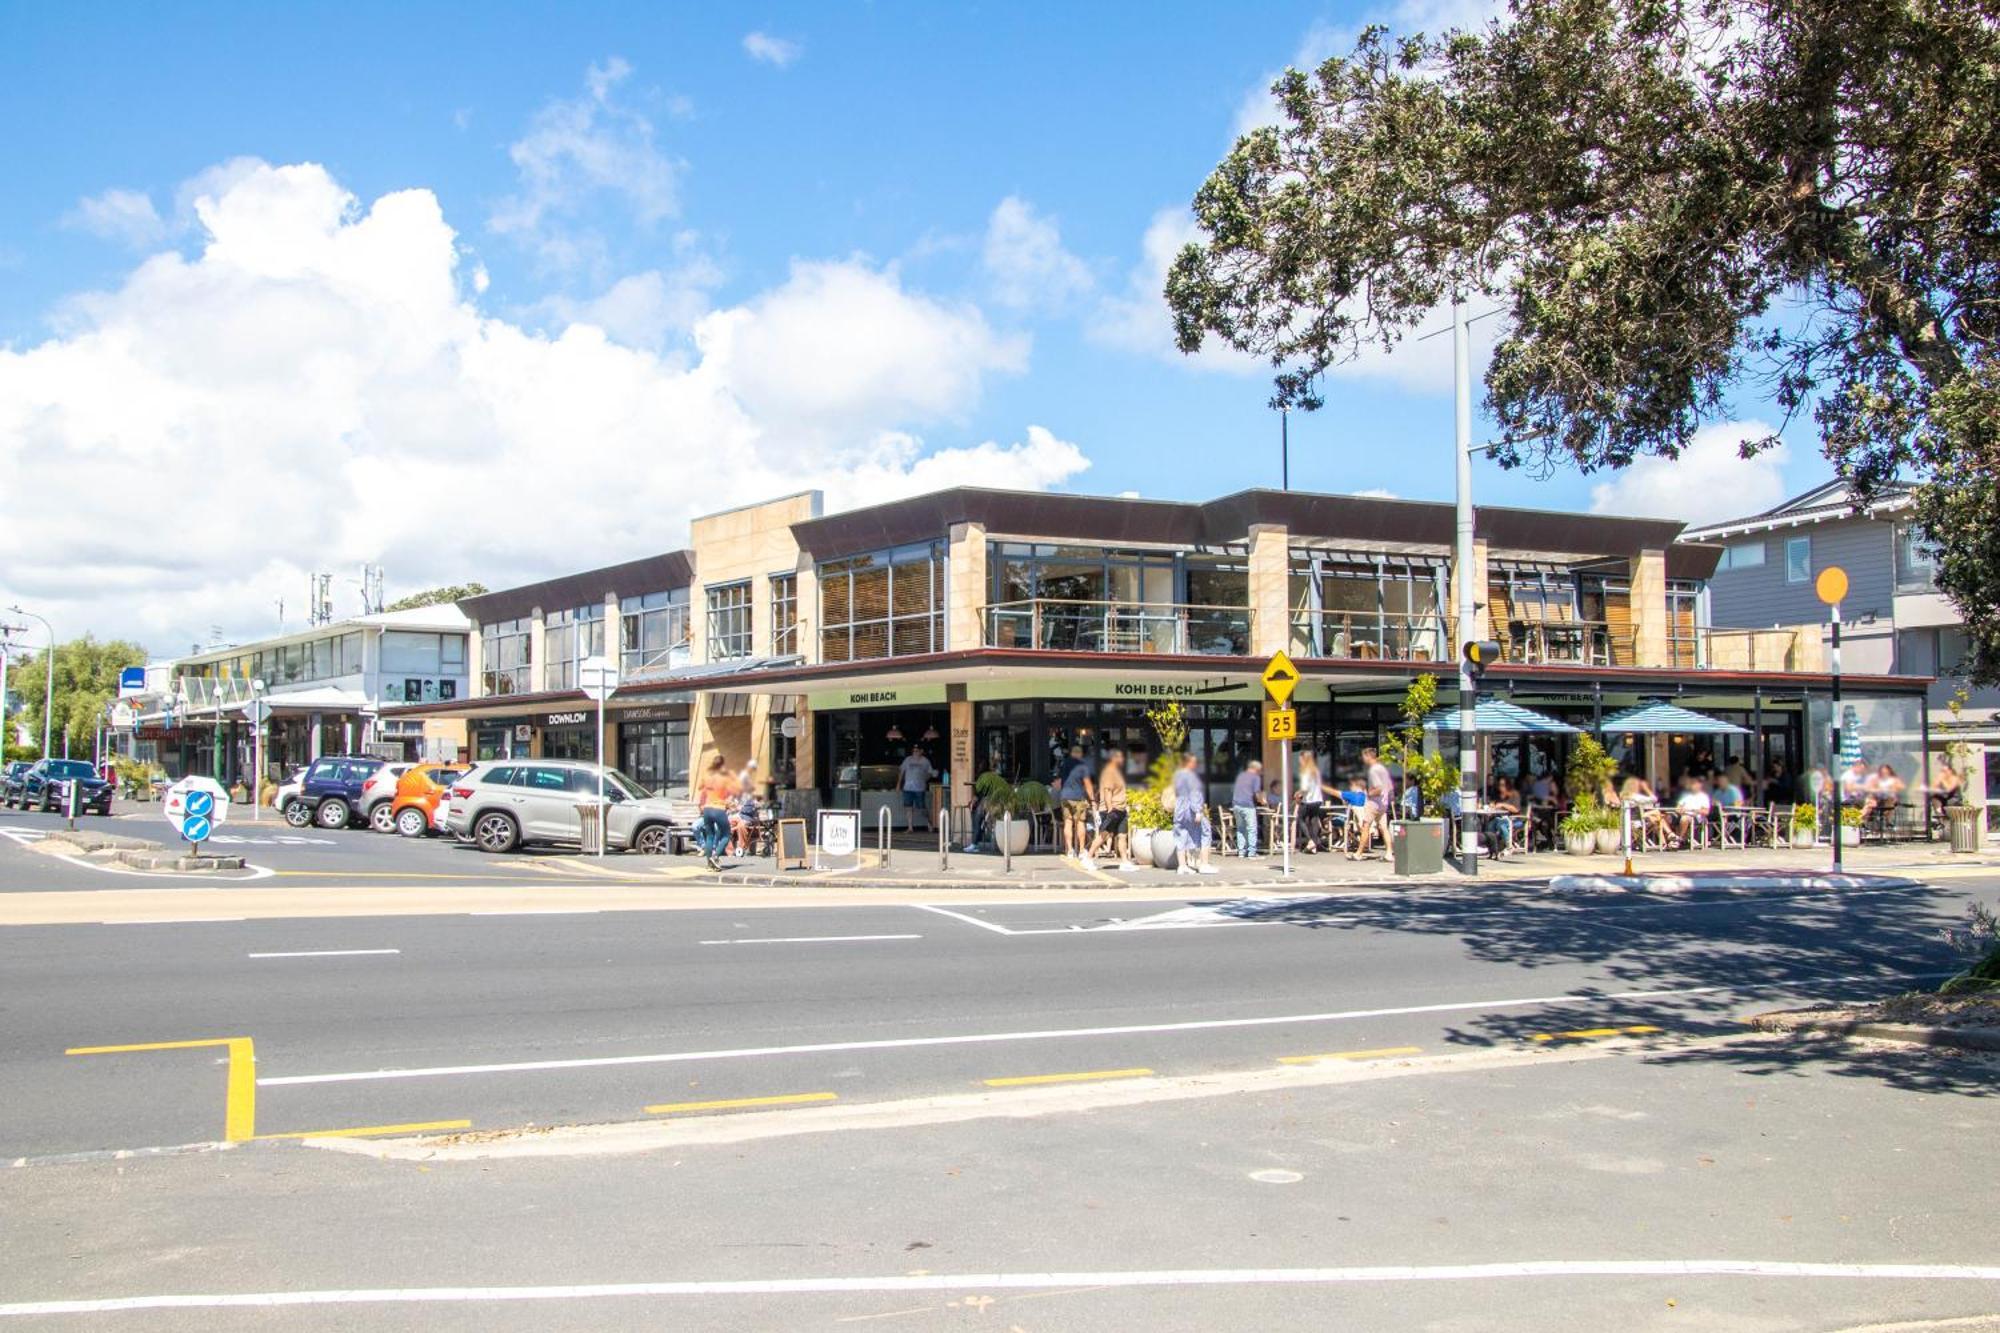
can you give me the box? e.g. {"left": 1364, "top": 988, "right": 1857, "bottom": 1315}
{"left": 1264, "top": 707, "right": 1297, "bottom": 742}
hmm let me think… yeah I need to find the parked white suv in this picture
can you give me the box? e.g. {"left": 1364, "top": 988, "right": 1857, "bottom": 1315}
{"left": 359, "top": 762, "right": 414, "bottom": 833}
{"left": 445, "top": 761, "right": 693, "bottom": 854}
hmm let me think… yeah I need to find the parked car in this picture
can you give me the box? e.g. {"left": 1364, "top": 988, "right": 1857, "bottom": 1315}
{"left": 273, "top": 767, "right": 309, "bottom": 826}
{"left": 15, "top": 759, "right": 115, "bottom": 815}
{"left": 0, "top": 761, "right": 31, "bottom": 808}
{"left": 445, "top": 760, "right": 692, "bottom": 854}
{"left": 358, "top": 762, "right": 415, "bottom": 833}
{"left": 388, "top": 764, "right": 466, "bottom": 838}
{"left": 289, "top": 755, "right": 387, "bottom": 830}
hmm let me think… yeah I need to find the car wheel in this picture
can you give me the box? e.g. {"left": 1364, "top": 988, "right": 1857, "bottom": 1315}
{"left": 634, "top": 823, "right": 671, "bottom": 855}
{"left": 396, "top": 807, "right": 430, "bottom": 838}
{"left": 40, "top": 793, "right": 55, "bottom": 812}
{"left": 472, "top": 811, "right": 519, "bottom": 854}
{"left": 369, "top": 802, "right": 395, "bottom": 834}
{"left": 283, "top": 799, "right": 312, "bottom": 828}
{"left": 315, "top": 798, "right": 351, "bottom": 830}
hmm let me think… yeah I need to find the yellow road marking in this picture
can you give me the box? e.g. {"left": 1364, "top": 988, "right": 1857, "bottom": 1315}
{"left": 649, "top": 863, "right": 717, "bottom": 880}
{"left": 1529, "top": 1025, "right": 1663, "bottom": 1044}
{"left": 1064, "top": 856, "right": 1122, "bottom": 886}
{"left": 539, "top": 857, "right": 634, "bottom": 878}
{"left": 645, "top": 1091, "right": 838, "bottom": 1115}
{"left": 67, "top": 1036, "right": 257, "bottom": 1142}
{"left": 271, "top": 870, "right": 544, "bottom": 879}
{"left": 1277, "top": 1046, "right": 1423, "bottom": 1064}
{"left": 256, "top": 1119, "right": 471, "bottom": 1140}
{"left": 983, "top": 1067, "right": 1154, "bottom": 1087}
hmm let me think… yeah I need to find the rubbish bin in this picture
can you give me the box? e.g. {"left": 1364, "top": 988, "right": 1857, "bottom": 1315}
{"left": 1947, "top": 804, "right": 1983, "bottom": 854}
{"left": 1392, "top": 818, "right": 1446, "bottom": 876}
{"left": 576, "top": 802, "right": 604, "bottom": 855}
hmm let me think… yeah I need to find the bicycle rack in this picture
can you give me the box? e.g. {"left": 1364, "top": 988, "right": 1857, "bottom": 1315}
{"left": 938, "top": 809, "right": 952, "bottom": 873}
{"left": 877, "top": 806, "right": 892, "bottom": 868}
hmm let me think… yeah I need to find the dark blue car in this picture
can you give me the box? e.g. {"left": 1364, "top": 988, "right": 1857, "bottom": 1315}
{"left": 291, "top": 755, "right": 387, "bottom": 830}
{"left": 13, "top": 759, "right": 114, "bottom": 815}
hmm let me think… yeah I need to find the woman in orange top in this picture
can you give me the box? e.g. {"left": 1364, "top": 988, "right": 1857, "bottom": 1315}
{"left": 695, "top": 755, "right": 740, "bottom": 870}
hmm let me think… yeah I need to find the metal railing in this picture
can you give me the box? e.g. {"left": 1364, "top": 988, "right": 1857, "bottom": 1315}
{"left": 1288, "top": 611, "right": 1450, "bottom": 662}
{"left": 984, "top": 600, "right": 1254, "bottom": 656}
{"left": 1495, "top": 620, "right": 1633, "bottom": 667}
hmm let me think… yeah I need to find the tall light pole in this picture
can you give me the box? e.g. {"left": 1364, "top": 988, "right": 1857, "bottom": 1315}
{"left": 9, "top": 607, "right": 54, "bottom": 761}
{"left": 1452, "top": 302, "right": 1483, "bottom": 877}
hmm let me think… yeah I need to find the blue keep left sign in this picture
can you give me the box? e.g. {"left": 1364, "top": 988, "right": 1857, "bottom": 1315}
{"left": 182, "top": 814, "right": 212, "bottom": 842}
{"left": 184, "top": 789, "right": 214, "bottom": 818}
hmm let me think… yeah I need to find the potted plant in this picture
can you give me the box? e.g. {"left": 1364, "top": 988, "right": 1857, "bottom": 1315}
{"left": 1593, "top": 803, "right": 1624, "bottom": 854}
{"left": 1565, "top": 735, "right": 1618, "bottom": 805}
{"left": 1379, "top": 675, "right": 1458, "bottom": 875}
{"left": 1126, "top": 787, "right": 1169, "bottom": 866}
{"left": 1558, "top": 798, "right": 1598, "bottom": 856}
{"left": 1838, "top": 805, "right": 1864, "bottom": 846}
{"left": 973, "top": 773, "right": 1049, "bottom": 857}
{"left": 1789, "top": 803, "right": 1817, "bottom": 847}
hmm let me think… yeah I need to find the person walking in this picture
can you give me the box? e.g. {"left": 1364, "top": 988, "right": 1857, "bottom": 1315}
{"left": 1231, "top": 759, "right": 1265, "bottom": 858}
{"left": 1350, "top": 745, "right": 1393, "bottom": 861}
{"left": 694, "top": 754, "right": 740, "bottom": 871}
{"left": 896, "top": 745, "right": 936, "bottom": 834}
{"left": 1090, "top": 747, "right": 1135, "bottom": 869}
{"left": 1294, "top": 753, "right": 1328, "bottom": 854}
{"left": 1172, "top": 751, "right": 1217, "bottom": 875}
{"left": 1055, "top": 742, "right": 1095, "bottom": 866}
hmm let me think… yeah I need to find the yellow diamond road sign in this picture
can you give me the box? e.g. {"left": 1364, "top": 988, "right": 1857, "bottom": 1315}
{"left": 1262, "top": 650, "right": 1299, "bottom": 706}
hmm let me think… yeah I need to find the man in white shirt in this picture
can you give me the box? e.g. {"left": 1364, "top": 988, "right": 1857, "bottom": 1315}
{"left": 896, "top": 747, "right": 936, "bottom": 833}
{"left": 1672, "top": 778, "right": 1713, "bottom": 846}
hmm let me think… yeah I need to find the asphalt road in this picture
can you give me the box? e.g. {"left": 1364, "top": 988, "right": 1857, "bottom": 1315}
{"left": 0, "top": 869, "right": 1981, "bottom": 1160}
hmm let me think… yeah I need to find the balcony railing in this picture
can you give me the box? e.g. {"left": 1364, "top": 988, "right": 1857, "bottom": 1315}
{"left": 1290, "top": 611, "right": 1450, "bottom": 662}
{"left": 1693, "top": 626, "right": 1822, "bottom": 673}
{"left": 985, "top": 599, "right": 1254, "bottom": 656}
{"left": 1497, "top": 619, "right": 1635, "bottom": 667}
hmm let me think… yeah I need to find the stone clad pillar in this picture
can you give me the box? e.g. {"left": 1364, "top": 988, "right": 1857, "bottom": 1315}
{"left": 947, "top": 522, "right": 988, "bottom": 651}
{"left": 528, "top": 606, "right": 548, "bottom": 694}
{"left": 1630, "top": 549, "right": 1668, "bottom": 667}
{"left": 1247, "top": 523, "right": 1289, "bottom": 658}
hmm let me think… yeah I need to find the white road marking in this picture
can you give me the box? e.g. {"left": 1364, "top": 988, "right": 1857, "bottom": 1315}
{"left": 247, "top": 949, "right": 402, "bottom": 959}
{"left": 699, "top": 934, "right": 922, "bottom": 945}
{"left": 911, "top": 904, "right": 1015, "bottom": 934}
{"left": 261, "top": 980, "right": 1741, "bottom": 1087}
{"left": 3, "top": 1261, "right": 1997, "bottom": 1315}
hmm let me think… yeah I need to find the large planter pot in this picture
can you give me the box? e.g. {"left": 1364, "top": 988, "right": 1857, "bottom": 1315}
{"left": 994, "top": 814, "right": 1031, "bottom": 858}
{"left": 1130, "top": 830, "right": 1155, "bottom": 866}
{"left": 1391, "top": 819, "right": 1446, "bottom": 875}
{"left": 1564, "top": 832, "right": 1594, "bottom": 856}
{"left": 1839, "top": 825, "right": 1861, "bottom": 847}
{"left": 1149, "top": 829, "right": 1180, "bottom": 870}
{"left": 1594, "top": 828, "right": 1621, "bottom": 854}
{"left": 1790, "top": 827, "right": 1816, "bottom": 848}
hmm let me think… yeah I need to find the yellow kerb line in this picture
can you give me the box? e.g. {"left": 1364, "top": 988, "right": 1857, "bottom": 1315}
{"left": 66, "top": 1037, "right": 257, "bottom": 1142}
{"left": 1529, "top": 1025, "right": 1664, "bottom": 1043}
{"left": 645, "top": 1092, "right": 838, "bottom": 1115}
{"left": 1277, "top": 1046, "right": 1423, "bottom": 1064}
{"left": 983, "top": 1068, "right": 1155, "bottom": 1087}
{"left": 256, "top": 1119, "right": 471, "bottom": 1140}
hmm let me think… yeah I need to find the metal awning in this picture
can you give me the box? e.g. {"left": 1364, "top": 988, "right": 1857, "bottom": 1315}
{"left": 1421, "top": 700, "right": 1579, "bottom": 734}
{"left": 1598, "top": 701, "right": 1749, "bottom": 735}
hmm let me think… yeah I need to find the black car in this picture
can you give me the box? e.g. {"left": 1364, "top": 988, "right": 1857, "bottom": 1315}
{"left": 0, "top": 761, "right": 30, "bottom": 808}
{"left": 16, "top": 759, "right": 114, "bottom": 815}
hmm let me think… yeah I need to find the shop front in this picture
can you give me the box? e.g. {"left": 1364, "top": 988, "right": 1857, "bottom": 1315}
{"left": 807, "top": 685, "right": 950, "bottom": 823}
{"left": 617, "top": 703, "right": 691, "bottom": 796}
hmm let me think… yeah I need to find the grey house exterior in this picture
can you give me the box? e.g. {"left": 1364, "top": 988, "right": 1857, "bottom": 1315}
{"left": 1683, "top": 479, "right": 1998, "bottom": 833}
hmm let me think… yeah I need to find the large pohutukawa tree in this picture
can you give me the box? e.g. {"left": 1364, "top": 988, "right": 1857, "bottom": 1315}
{"left": 1166, "top": 0, "right": 2000, "bottom": 682}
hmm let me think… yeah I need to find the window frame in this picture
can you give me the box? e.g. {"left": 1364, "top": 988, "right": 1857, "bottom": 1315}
{"left": 1784, "top": 536, "right": 1812, "bottom": 584}
{"left": 705, "top": 580, "right": 754, "bottom": 661}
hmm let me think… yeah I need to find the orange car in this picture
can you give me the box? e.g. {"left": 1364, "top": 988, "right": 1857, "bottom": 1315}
{"left": 389, "top": 763, "right": 466, "bottom": 838}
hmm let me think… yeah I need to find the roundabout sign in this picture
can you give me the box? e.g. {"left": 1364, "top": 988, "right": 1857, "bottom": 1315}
{"left": 163, "top": 776, "right": 231, "bottom": 846}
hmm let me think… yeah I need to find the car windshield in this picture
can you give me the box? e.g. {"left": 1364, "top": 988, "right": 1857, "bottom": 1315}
{"left": 602, "top": 770, "right": 650, "bottom": 801}
{"left": 47, "top": 761, "right": 96, "bottom": 779}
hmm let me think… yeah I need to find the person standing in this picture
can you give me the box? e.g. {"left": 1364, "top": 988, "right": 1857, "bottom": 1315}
{"left": 896, "top": 746, "right": 936, "bottom": 834}
{"left": 1055, "top": 742, "right": 1095, "bottom": 865}
{"left": 1294, "top": 753, "right": 1328, "bottom": 854}
{"left": 694, "top": 754, "right": 740, "bottom": 871}
{"left": 1351, "top": 745, "right": 1393, "bottom": 861}
{"left": 1090, "top": 748, "right": 1134, "bottom": 869}
{"left": 1172, "top": 751, "right": 1217, "bottom": 875}
{"left": 1230, "top": 759, "right": 1265, "bottom": 858}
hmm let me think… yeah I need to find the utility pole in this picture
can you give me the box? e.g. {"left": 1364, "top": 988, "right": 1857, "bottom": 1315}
{"left": 8, "top": 606, "right": 54, "bottom": 761}
{"left": 1452, "top": 301, "right": 1482, "bottom": 877}
{"left": 1281, "top": 406, "right": 1290, "bottom": 491}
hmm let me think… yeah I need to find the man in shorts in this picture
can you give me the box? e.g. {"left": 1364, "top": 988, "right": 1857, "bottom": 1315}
{"left": 1090, "top": 747, "right": 1134, "bottom": 869}
{"left": 1352, "top": 745, "right": 1393, "bottom": 860}
{"left": 1056, "top": 742, "right": 1095, "bottom": 866}
{"left": 896, "top": 746, "right": 936, "bottom": 833}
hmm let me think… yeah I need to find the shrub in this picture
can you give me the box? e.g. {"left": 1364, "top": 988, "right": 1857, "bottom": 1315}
{"left": 1127, "top": 787, "right": 1170, "bottom": 832}
{"left": 974, "top": 772, "right": 1050, "bottom": 819}
{"left": 1940, "top": 901, "right": 2000, "bottom": 994}
{"left": 1565, "top": 735, "right": 1617, "bottom": 801}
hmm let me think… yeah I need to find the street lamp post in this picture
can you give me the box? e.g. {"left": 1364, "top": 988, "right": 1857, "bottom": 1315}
{"left": 251, "top": 678, "right": 267, "bottom": 824}
{"left": 8, "top": 607, "right": 55, "bottom": 761}
{"left": 1452, "top": 303, "right": 1483, "bottom": 877}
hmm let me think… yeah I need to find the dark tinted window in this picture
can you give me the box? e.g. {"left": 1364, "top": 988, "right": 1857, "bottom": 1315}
{"left": 49, "top": 761, "right": 96, "bottom": 779}
{"left": 521, "top": 766, "right": 574, "bottom": 792}
{"left": 482, "top": 766, "right": 518, "bottom": 787}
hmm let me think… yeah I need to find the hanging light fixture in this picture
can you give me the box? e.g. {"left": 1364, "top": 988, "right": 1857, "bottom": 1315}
{"left": 886, "top": 722, "right": 905, "bottom": 742}
{"left": 922, "top": 723, "right": 940, "bottom": 741}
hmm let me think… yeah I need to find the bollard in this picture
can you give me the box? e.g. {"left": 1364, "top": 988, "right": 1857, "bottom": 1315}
{"left": 877, "top": 806, "right": 892, "bottom": 868}
{"left": 938, "top": 809, "right": 952, "bottom": 873}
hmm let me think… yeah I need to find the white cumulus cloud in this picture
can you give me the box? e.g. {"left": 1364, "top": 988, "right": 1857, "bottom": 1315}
{"left": 64, "top": 188, "right": 167, "bottom": 248}
{"left": 0, "top": 160, "right": 1078, "bottom": 653}
{"left": 1589, "top": 421, "right": 1790, "bottom": 524}
{"left": 981, "top": 197, "right": 1093, "bottom": 311}
{"left": 742, "top": 31, "right": 803, "bottom": 67}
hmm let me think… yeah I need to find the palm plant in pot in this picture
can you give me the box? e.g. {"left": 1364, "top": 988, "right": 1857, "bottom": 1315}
{"left": 974, "top": 772, "right": 1050, "bottom": 857}
{"left": 1557, "top": 797, "right": 1599, "bottom": 856}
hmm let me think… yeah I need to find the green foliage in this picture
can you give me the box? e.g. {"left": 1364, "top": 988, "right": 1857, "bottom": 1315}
{"left": 1790, "top": 802, "right": 1818, "bottom": 829}
{"left": 1145, "top": 700, "right": 1188, "bottom": 753}
{"left": 1939, "top": 900, "right": 2000, "bottom": 994}
{"left": 1167, "top": 0, "right": 2000, "bottom": 682}
{"left": 1379, "top": 674, "right": 1458, "bottom": 818}
{"left": 385, "top": 583, "right": 488, "bottom": 613}
{"left": 1127, "top": 786, "right": 1171, "bottom": 832}
{"left": 1557, "top": 794, "right": 1599, "bottom": 839}
{"left": 8, "top": 635, "right": 149, "bottom": 758}
{"left": 973, "top": 772, "right": 1050, "bottom": 819}
{"left": 1564, "top": 735, "right": 1617, "bottom": 801}
{"left": 1838, "top": 805, "right": 1866, "bottom": 828}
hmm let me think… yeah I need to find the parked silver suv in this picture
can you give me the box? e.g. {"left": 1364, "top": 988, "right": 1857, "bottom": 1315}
{"left": 445, "top": 760, "right": 692, "bottom": 854}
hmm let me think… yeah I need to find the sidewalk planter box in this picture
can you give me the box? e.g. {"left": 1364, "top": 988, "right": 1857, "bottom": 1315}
{"left": 993, "top": 815, "right": 1031, "bottom": 858}
{"left": 1947, "top": 805, "right": 1982, "bottom": 854}
{"left": 1594, "top": 828, "right": 1620, "bottom": 854}
{"left": 1789, "top": 828, "right": 1816, "bottom": 848}
{"left": 1149, "top": 829, "right": 1180, "bottom": 870}
{"left": 1565, "top": 832, "right": 1594, "bottom": 856}
{"left": 1130, "top": 832, "right": 1155, "bottom": 866}
{"left": 1840, "top": 825, "right": 1861, "bottom": 847}
{"left": 1391, "top": 819, "right": 1445, "bottom": 876}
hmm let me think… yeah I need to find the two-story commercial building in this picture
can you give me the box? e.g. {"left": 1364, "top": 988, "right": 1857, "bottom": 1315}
{"left": 391, "top": 485, "right": 1930, "bottom": 828}
{"left": 128, "top": 605, "right": 472, "bottom": 783}
{"left": 1684, "top": 479, "right": 1997, "bottom": 832}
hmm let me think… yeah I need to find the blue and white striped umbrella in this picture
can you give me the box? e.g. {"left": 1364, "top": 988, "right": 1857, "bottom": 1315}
{"left": 1837, "top": 704, "right": 1864, "bottom": 769}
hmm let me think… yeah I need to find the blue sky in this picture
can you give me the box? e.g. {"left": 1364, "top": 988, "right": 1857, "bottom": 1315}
{"left": 0, "top": 0, "right": 1820, "bottom": 650}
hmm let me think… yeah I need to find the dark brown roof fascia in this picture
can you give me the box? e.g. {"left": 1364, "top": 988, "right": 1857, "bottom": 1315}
{"left": 460, "top": 550, "right": 693, "bottom": 624}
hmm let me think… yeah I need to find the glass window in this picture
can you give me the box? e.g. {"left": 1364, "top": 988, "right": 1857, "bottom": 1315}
{"left": 522, "top": 765, "right": 572, "bottom": 791}
{"left": 620, "top": 589, "right": 690, "bottom": 675}
{"left": 770, "top": 574, "right": 799, "bottom": 656}
{"left": 1785, "top": 535, "right": 1811, "bottom": 583}
{"left": 1719, "top": 540, "right": 1766, "bottom": 572}
{"left": 441, "top": 635, "right": 466, "bottom": 671}
{"left": 1939, "top": 628, "right": 1972, "bottom": 675}
{"left": 480, "top": 617, "right": 533, "bottom": 695}
{"left": 706, "top": 581, "right": 753, "bottom": 660}
{"left": 817, "top": 543, "right": 945, "bottom": 662}
{"left": 381, "top": 632, "right": 443, "bottom": 675}
{"left": 1896, "top": 525, "right": 1937, "bottom": 590}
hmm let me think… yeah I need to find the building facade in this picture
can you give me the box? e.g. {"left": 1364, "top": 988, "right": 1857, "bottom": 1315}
{"left": 1683, "top": 479, "right": 1998, "bottom": 833}
{"left": 391, "top": 485, "right": 1930, "bottom": 829}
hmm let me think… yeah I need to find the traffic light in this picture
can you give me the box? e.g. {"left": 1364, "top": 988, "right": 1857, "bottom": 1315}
{"left": 1462, "top": 639, "right": 1502, "bottom": 678}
